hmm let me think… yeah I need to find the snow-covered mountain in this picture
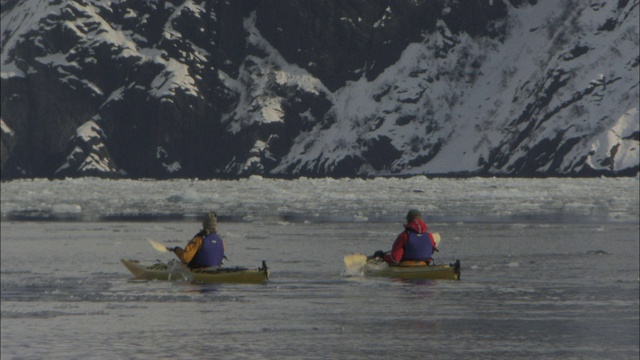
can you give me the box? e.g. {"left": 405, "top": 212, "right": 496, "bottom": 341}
{"left": 1, "top": 0, "right": 638, "bottom": 179}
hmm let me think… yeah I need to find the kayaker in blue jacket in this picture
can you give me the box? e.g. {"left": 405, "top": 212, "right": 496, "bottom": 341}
{"left": 172, "top": 211, "right": 225, "bottom": 269}
{"left": 375, "top": 209, "right": 437, "bottom": 265}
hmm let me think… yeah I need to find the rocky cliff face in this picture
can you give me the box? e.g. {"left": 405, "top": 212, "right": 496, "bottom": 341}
{"left": 1, "top": 0, "right": 638, "bottom": 179}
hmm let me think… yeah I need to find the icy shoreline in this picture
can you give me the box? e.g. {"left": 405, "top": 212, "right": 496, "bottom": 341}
{"left": 1, "top": 176, "right": 638, "bottom": 223}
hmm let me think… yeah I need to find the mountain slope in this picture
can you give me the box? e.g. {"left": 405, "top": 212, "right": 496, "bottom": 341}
{"left": 1, "top": 0, "right": 638, "bottom": 179}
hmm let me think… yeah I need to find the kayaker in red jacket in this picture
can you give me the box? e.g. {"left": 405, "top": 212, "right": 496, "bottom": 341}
{"left": 380, "top": 209, "right": 437, "bottom": 265}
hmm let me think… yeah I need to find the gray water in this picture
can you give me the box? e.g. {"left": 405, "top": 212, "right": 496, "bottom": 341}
{"left": 1, "top": 220, "right": 638, "bottom": 359}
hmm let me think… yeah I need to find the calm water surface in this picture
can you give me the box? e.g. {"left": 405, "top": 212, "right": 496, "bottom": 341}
{"left": 1, "top": 221, "right": 638, "bottom": 359}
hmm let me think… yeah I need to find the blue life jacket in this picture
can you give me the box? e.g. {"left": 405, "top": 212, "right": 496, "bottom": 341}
{"left": 188, "top": 232, "right": 224, "bottom": 268}
{"left": 402, "top": 232, "right": 433, "bottom": 261}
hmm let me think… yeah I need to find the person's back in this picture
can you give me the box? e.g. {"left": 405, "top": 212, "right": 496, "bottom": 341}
{"left": 188, "top": 230, "right": 225, "bottom": 268}
{"left": 402, "top": 230, "right": 433, "bottom": 261}
{"left": 173, "top": 211, "right": 226, "bottom": 268}
{"left": 384, "top": 209, "right": 436, "bottom": 264}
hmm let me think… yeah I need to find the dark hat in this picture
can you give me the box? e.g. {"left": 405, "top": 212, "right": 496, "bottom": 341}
{"left": 202, "top": 211, "right": 217, "bottom": 231}
{"left": 406, "top": 209, "right": 422, "bottom": 221}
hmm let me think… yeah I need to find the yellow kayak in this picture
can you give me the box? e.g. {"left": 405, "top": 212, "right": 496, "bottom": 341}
{"left": 121, "top": 258, "right": 269, "bottom": 284}
{"left": 343, "top": 232, "right": 460, "bottom": 280}
{"left": 363, "top": 258, "right": 460, "bottom": 280}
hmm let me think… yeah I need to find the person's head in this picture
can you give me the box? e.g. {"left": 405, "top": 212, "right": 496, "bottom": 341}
{"left": 405, "top": 209, "right": 422, "bottom": 223}
{"left": 202, "top": 211, "right": 217, "bottom": 233}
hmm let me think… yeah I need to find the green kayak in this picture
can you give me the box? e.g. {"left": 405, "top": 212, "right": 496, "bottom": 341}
{"left": 121, "top": 258, "right": 269, "bottom": 284}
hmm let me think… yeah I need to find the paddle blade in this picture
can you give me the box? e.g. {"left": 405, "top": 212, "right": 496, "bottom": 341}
{"left": 147, "top": 239, "right": 169, "bottom": 253}
{"left": 432, "top": 232, "right": 441, "bottom": 247}
{"left": 343, "top": 253, "right": 367, "bottom": 273}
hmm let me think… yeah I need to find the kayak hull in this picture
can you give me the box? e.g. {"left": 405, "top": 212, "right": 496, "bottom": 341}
{"left": 121, "top": 258, "right": 269, "bottom": 284}
{"left": 364, "top": 258, "right": 461, "bottom": 280}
